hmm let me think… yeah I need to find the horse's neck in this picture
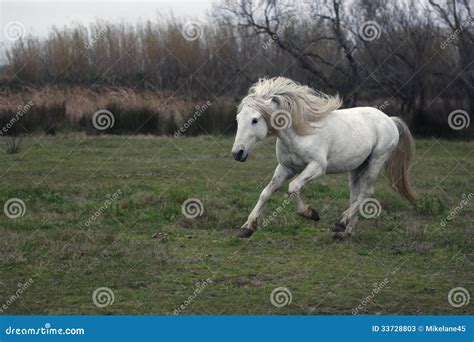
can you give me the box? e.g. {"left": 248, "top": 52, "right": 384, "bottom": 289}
{"left": 276, "top": 128, "right": 298, "bottom": 152}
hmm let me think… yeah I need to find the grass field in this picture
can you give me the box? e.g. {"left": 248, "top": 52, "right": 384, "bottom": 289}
{"left": 0, "top": 134, "right": 472, "bottom": 315}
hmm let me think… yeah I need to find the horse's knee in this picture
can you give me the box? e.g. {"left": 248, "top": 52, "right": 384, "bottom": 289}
{"left": 259, "top": 189, "right": 271, "bottom": 202}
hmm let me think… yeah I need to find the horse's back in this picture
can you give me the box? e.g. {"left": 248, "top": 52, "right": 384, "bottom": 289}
{"left": 332, "top": 106, "right": 395, "bottom": 126}
{"left": 330, "top": 106, "right": 399, "bottom": 146}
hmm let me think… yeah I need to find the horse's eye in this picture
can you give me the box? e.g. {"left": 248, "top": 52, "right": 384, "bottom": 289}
{"left": 252, "top": 118, "right": 258, "bottom": 125}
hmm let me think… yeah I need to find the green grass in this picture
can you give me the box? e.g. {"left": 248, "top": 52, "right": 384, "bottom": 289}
{"left": 0, "top": 134, "right": 472, "bottom": 315}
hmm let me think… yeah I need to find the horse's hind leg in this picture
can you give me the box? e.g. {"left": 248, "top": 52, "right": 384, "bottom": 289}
{"left": 334, "top": 153, "right": 389, "bottom": 239}
{"left": 333, "top": 166, "right": 364, "bottom": 233}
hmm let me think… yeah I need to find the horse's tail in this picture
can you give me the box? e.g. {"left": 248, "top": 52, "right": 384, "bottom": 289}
{"left": 385, "top": 117, "right": 419, "bottom": 204}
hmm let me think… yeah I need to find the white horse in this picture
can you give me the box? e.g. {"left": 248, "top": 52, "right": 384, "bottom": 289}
{"left": 231, "top": 77, "right": 418, "bottom": 239}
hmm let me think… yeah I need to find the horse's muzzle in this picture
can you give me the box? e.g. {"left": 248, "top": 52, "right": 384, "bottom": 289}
{"left": 232, "top": 148, "right": 248, "bottom": 162}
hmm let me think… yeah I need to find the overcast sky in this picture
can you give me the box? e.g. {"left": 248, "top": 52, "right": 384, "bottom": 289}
{"left": 0, "top": 0, "right": 214, "bottom": 62}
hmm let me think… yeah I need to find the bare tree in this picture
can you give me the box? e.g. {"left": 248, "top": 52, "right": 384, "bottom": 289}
{"left": 429, "top": 0, "right": 473, "bottom": 113}
{"left": 218, "top": 0, "right": 365, "bottom": 105}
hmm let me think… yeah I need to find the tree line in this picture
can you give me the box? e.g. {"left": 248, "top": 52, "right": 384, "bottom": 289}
{"left": 2, "top": 0, "right": 473, "bottom": 138}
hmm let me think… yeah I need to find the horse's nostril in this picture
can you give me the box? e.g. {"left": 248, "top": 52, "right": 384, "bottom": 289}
{"left": 232, "top": 148, "right": 245, "bottom": 161}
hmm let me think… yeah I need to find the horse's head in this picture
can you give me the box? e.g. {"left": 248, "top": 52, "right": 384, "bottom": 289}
{"left": 231, "top": 105, "right": 269, "bottom": 162}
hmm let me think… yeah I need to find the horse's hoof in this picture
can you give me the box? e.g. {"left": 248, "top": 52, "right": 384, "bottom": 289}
{"left": 237, "top": 229, "right": 254, "bottom": 238}
{"left": 300, "top": 207, "right": 320, "bottom": 221}
{"left": 309, "top": 208, "right": 320, "bottom": 221}
{"left": 332, "top": 221, "right": 346, "bottom": 233}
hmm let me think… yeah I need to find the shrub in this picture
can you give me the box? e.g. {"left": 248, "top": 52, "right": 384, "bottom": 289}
{"left": 4, "top": 136, "right": 22, "bottom": 154}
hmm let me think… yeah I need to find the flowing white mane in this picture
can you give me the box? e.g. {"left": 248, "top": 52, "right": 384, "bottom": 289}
{"left": 238, "top": 77, "right": 342, "bottom": 135}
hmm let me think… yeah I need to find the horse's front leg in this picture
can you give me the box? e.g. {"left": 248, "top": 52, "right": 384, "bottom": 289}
{"left": 288, "top": 162, "right": 325, "bottom": 221}
{"left": 238, "top": 164, "right": 293, "bottom": 238}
